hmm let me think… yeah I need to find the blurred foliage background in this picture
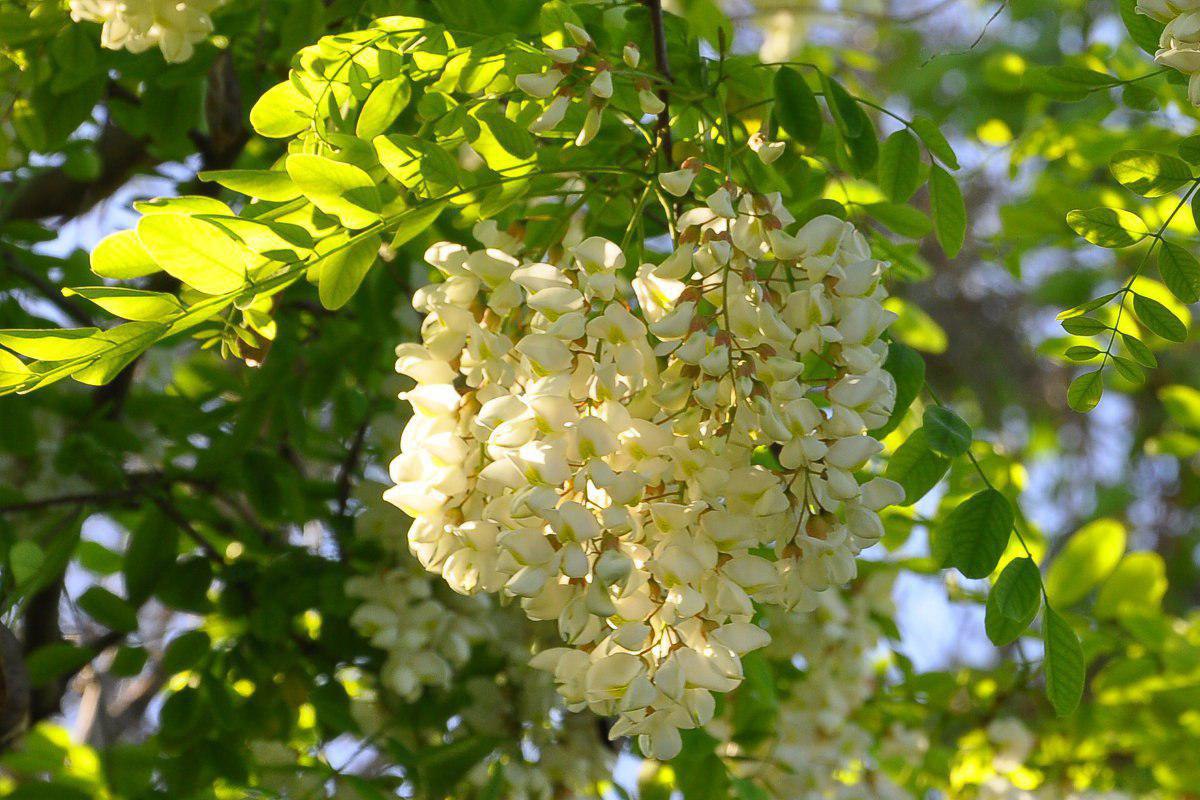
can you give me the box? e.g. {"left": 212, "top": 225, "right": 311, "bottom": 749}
{"left": 2, "top": 0, "right": 1200, "bottom": 798}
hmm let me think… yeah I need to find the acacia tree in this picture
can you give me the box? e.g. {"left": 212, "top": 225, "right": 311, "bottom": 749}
{"left": 1, "top": 0, "right": 1199, "bottom": 798}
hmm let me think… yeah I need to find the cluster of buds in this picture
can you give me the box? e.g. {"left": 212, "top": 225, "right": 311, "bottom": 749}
{"left": 69, "top": 0, "right": 222, "bottom": 63}
{"left": 384, "top": 165, "right": 902, "bottom": 758}
{"left": 1138, "top": 0, "right": 1200, "bottom": 104}
{"left": 514, "top": 22, "right": 663, "bottom": 143}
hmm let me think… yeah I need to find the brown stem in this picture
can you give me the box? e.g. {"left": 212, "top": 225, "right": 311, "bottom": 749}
{"left": 642, "top": 0, "right": 674, "bottom": 164}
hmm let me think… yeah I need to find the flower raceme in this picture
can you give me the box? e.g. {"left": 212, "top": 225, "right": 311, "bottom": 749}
{"left": 69, "top": 0, "right": 222, "bottom": 63}
{"left": 1138, "top": 0, "right": 1200, "bottom": 103}
{"left": 384, "top": 168, "right": 904, "bottom": 758}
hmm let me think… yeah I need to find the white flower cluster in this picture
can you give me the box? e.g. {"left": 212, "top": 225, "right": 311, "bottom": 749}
{"left": 69, "top": 0, "right": 222, "bottom": 63}
{"left": 385, "top": 169, "right": 902, "bottom": 758}
{"left": 728, "top": 573, "right": 913, "bottom": 799}
{"left": 1138, "top": 0, "right": 1200, "bottom": 104}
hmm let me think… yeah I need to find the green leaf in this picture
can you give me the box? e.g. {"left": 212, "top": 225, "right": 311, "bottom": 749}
{"left": 136, "top": 215, "right": 250, "bottom": 295}
{"left": 1057, "top": 292, "right": 1119, "bottom": 321}
{"left": 9, "top": 540, "right": 44, "bottom": 586}
{"left": 1111, "top": 354, "right": 1144, "bottom": 383}
{"left": 1158, "top": 242, "right": 1200, "bottom": 304}
{"left": 286, "top": 154, "right": 382, "bottom": 229}
{"left": 882, "top": 428, "right": 950, "bottom": 507}
{"left": 389, "top": 200, "right": 447, "bottom": 249}
{"left": 90, "top": 229, "right": 161, "bottom": 279}
{"left": 318, "top": 234, "right": 381, "bottom": 311}
{"left": 478, "top": 110, "right": 536, "bottom": 160}
{"left": 1044, "top": 518, "right": 1126, "bottom": 607}
{"left": 110, "top": 645, "right": 148, "bottom": 677}
{"left": 250, "top": 79, "right": 314, "bottom": 138}
{"left": 1180, "top": 133, "right": 1200, "bottom": 164}
{"left": 1122, "top": 333, "right": 1157, "bottom": 368}
{"left": 123, "top": 511, "right": 179, "bottom": 606}
{"left": 1066, "top": 207, "right": 1148, "bottom": 248}
{"left": 878, "top": 129, "right": 922, "bottom": 202}
{"left": 945, "top": 488, "right": 1014, "bottom": 579}
{"left": 910, "top": 115, "right": 958, "bottom": 169}
{"left": 1060, "top": 316, "right": 1108, "bottom": 336}
{"left": 929, "top": 165, "right": 966, "bottom": 258}
{"left": 1132, "top": 293, "right": 1187, "bottom": 342}
{"left": 818, "top": 72, "right": 865, "bottom": 138}
{"left": 162, "top": 630, "right": 212, "bottom": 674}
{"left": 1094, "top": 552, "right": 1167, "bottom": 619}
{"left": 25, "top": 643, "right": 95, "bottom": 687}
{"left": 356, "top": 76, "right": 413, "bottom": 139}
{"left": 871, "top": 341, "right": 925, "bottom": 438}
{"left": 78, "top": 586, "right": 139, "bottom": 633}
{"left": 62, "top": 287, "right": 183, "bottom": 322}
{"left": 864, "top": 203, "right": 931, "bottom": 238}
{"left": 0, "top": 328, "right": 105, "bottom": 360}
{"left": 922, "top": 406, "right": 972, "bottom": 457}
{"left": 1043, "top": 607, "right": 1085, "bottom": 716}
{"left": 1063, "top": 345, "right": 1101, "bottom": 362}
{"left": 985, "top": 557, "right": 1042, "bottom": 647}
{"left": 1067, "top": 369, "right": 1104, "bottom": 413}
{"left": 199, "top": 169, "right": 301, "bottom": 202}
{"left": 772, "top": 66, "right": 821, "bottom": 147}
{"left": 1110, "top": 150, "right": 1192, "bottom": 197}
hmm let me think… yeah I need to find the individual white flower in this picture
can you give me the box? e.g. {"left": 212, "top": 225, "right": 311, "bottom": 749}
{"left": 639, "top": 87, "right": 666, "bottom": 116}
{"left": 516, "top": 70, "right": 564, "bottom": 98}
{"left": 623, "top": 42, "right": 641, "bottom": 68}
{"left": 749, "top": 130, "right": 786, "bottom": 164}
{"left": 577, "top": 104, "right": 603, "bottom": 146}
{"left": 564, "top": 22, "right": 592, "bottom": 47}
{"left": 659, "top": 158, "right": 703, "bottom": 197}
{"left": 589, "top": 68, "right": 613, "bottom": 100}
{"left": 530, "top": 94, "right": 572, "bottom": 133}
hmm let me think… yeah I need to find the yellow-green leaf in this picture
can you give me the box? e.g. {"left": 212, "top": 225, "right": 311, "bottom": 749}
{"left": 286, "top": 154, "right": 381, "bottom": 229}
{"left": 1044, "top": 518, "right": 1126, "bottom": 607}
{"left": 137, "top": 215, "right": 250, "bottom": 295}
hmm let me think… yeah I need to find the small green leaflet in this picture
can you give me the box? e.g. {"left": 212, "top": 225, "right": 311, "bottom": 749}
{"left": 1121, "top": 333, "right": 1157, "bottom": 368}
{"left": 1132, "top": 293, "right": 1187, "bottom": 342}
{"left": 878, "top": 129, "right": 922, "bottom": 203}
{"left": 882, "top": 428, "right": 950, "bottom": 506}
{"left": 250, "top": 79, "right": 314, "bottom": 138}
{"left": 356, "top": 76, "right": 412, "bottom": 139}
{"left": 1158, "top": 243, "right": 1200, "bottom": 304}
{"left": 286, "top": 154, "right": 382, "bottom": 230}
{"left": 136, "top": 214, "right": 250, "bottom": 295}
{"left": 318, "top": 234, "right": 382, "bottom": 311}
{"left": 0, "top": 327, "right": 106, "bottom": 360}
{"left": 1067, "top": 369, "right": 1104, "bottom": 413}
{"left": 944, "top": 488, "right": 1014, "bottom": 579}
{"left": 1060, "top": 315, "right": 1108, "bottom": 336}
{"left": 78, "top": 586, "right": 139, "bottom": 634}
{"left": 1044, "top": 518, "right": 1126, "bottom": 607}
{"left": 922, "top": 406, "right": 972, "bottom": 457}
{"left": 90, "top": 228, "right": 160, "bottom": 279}
{"left": 199, "top": 169, "right": 301, "bottom": 202}
{"left": 772, "top": 66, "right": 822, "bottom": 147}
{"left": 1066, "top": 207, "right": 1148, "bottom": 248}
{"left": 985, "top": 556, "right": 1042, "bottom": 646}
{"left": 1109, "top": 150, "right": 1192, "bottom": 197}
{"left": 929, "top": 165, "right": 966, "bottom": 258}
{"left": 1043, "top": 607, "right": 1085, "bottom": 716}
{"left": 910, "top": 115, "right": 958, "bottom": 169}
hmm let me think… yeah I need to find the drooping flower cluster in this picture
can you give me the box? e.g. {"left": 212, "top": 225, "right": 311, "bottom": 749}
{"left": 69, "top": 0, "right": 222, "bottom": 63}
{"left": 1138, "top": 0, "right": 1200, "bottom": 104}
{"left": 721, "top": 572, "right": 914, "bottom": 799}
{"left": 384, "top": 173, "right": 902, "bottom": 757}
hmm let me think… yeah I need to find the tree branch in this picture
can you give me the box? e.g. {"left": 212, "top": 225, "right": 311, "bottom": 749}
{"left": 642, "top": 0, "right": 674, "bottom": 164}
